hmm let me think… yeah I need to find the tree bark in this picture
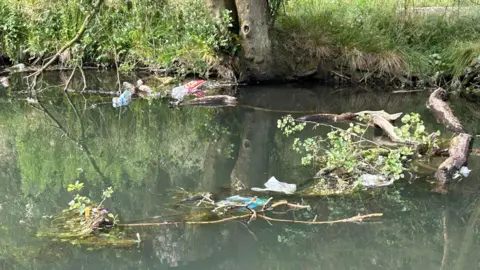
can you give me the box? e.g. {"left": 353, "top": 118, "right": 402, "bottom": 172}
{"left": 427, "top": 88, "right": 465, "bottom": 133}
{"left": 235, "top": 0, "right": 274, "bottom": 82}
{"left": 426, "top": 87, "right": 473, "bottom": 192}
{"left": 206, "top": 0, "right": 276, "bottom": 82}
{"left": 434, "top": 133, "right": 472, "bottom": 193}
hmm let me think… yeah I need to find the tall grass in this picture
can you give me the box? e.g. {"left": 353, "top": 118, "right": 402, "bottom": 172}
{"left": 275, "top": 0, "right": 480, "bottom": 78}
{"left": 0, "top": 0, "right": 236, "bottom": 74}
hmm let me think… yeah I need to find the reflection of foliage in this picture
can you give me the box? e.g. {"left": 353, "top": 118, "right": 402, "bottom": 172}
{"left": 10, "top": 96, "right": 234, "bottom": 195}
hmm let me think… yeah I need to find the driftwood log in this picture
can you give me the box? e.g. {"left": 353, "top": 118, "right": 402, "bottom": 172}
{"left": 427, "top": 87, "right": 472, "bottom": 192}
{"left": 297, "top": 110, "right": 403, "bottom": 144}
{"left": 297, "top": 110, "right": 402, "bottom": 123}
{"left": 434, "top": 133, "right": 472, "bottom": 193}
{"left": 427, "top": 88, "right": 465, "bottom": 133}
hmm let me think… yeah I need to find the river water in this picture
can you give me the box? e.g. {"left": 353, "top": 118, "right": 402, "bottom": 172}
{"left": 1, "top": 71, "right": 480, "bottom": 270}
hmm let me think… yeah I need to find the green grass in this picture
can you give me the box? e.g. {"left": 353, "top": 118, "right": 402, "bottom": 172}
{"left": 1, "top": 0, "right": 479, "bottom": 82}
{"left": 0, "top": 0, "right": 236, "bottom": 75}
{"left": 275, "top": 0, "right": 480, "bottom": 79}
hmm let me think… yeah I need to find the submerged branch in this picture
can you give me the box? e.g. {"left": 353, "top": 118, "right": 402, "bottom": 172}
{"left": 118, "top": 213, "right": 383, "bottom": 227}
{"left": 297, "top": 110, "right": 402, "bottom": 124}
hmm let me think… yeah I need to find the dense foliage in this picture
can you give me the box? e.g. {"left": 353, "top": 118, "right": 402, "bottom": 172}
{"left": 0, "top": 0, "right": 237, "bottom": 75}
{"left": 278, "top": 112, "right": 441, "bottom": 194}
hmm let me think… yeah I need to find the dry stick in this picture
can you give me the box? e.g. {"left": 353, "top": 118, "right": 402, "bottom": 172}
{"left": 27, "top": 0, "right": 104, "bottom": 79}
{"left": 118, "top": 213, "right": 383, "bottom": 227}
{"left": 270, "top": 201, "right": 310, "bottom": 209}
{"left": 296, "top": 110, "right": 403, "bottom": 123}
{"left": 257, "top": 213, "right": 383, "bottom": 224}
{"left": 118, "top": 214, "right": 251, "bottom": 226}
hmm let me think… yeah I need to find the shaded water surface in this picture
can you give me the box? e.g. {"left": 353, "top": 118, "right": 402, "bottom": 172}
{"left": 1, "top": 72, "right": 480, "bottom": 270}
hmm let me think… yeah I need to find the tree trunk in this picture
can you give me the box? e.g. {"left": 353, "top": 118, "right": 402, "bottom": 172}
{"left": 206, "top": 0, "right": 275, "bottom": 82}
{"left": 235, "top": 0, "right": 274, "bottom": 82}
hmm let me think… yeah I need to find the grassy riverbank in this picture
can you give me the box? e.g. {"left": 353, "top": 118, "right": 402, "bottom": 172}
{"left": 1, "top": 0, "right": 480, "bottom": 86}
{"left": 0, "top": 0, "right": 235, "bottom": 75}
{"left": 275, "top": 0, "right": 480, "bottom": 82}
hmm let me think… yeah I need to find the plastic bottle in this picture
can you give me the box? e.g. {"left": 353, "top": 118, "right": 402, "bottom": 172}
{"left": 112, "top": 90, "right": 132, "bottom": 108}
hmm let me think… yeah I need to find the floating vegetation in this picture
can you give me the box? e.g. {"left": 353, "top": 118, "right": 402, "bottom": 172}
{"left": 279, "top": 111, "right": 446, "bottom": 195}
{"left": 36, "top": 182, "right": 140, "bottom": 249}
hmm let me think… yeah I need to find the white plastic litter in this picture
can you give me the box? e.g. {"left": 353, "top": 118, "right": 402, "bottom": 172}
{"left": 251, "top": 176, "right": 297, "bottom": 194}
{"left": 459, "top": 166, "right": 471, "bottom": 177}
{"left": 358, "top": 174, "right": 394, "bottom": 187}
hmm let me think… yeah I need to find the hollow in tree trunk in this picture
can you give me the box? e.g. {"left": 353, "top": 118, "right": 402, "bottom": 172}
{"left": 235, "top": 0, "right": 274, "bottom": 82}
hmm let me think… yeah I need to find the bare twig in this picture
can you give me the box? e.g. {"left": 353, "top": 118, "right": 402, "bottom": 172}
{"left": 118, "top": 213, "right": 383, "bottom": 227}
{"left": 257, "top": 213, "right": 382, "bottom": 225}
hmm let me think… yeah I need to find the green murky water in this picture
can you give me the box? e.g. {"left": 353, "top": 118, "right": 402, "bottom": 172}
{"left": 1, "top": 71, "right": 480, "bottom": 269}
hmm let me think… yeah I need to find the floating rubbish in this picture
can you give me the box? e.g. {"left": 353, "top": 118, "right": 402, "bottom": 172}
{"left": 136, "top": 79, "right": 152, "bottom": 97}
{"left": 0, "top": 77, "right": 9, "bottom": 88}
{"left": 358, "top": 174, "right": 394, "bottom": 187}
{"left": 123, "top": 81, "right": 136, "bottom": 93}
{"left": 9, "top": 63, "right": 25, "bottom": 71}
{"left": 459, "top": 166, "right": 471, "bottom": 177}
{"left": 251, "top": 176, "right": 297, "bottom": 194}
{"left": 171, "top": 80, "right": 206, "bottom": 103}
{"left": 112, "top": 90, "right": 132, "bottom": 107}
{"left": 215, "top": 195, "right": 269, "bottom": 211}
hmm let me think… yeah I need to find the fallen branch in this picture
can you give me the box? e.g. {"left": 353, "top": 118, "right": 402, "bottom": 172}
{"left": 434, "top": 133, "right": 472, "bottom": 193}
{"left": 257, "top": 213, "right": 383, "bottom": 225}
{"left": 297, "top": 112, "right": 356, "bottom": 123}
{"left": 297, "top": 110, "right": 402, "bottom": 124}
{"left": 426, "top": 88, "right": 473, "bottom": 192}
{"left": 427, "top": 88, "right": 464, "bottom": 133}
{"left": 117, "top": 213, "right": 383, "bottom": 227}
{"left": 371, "top": 114, "right": 402, "bottom": 142}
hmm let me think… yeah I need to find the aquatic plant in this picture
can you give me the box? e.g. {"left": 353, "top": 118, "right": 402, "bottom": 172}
{"left": 37, "top": 181, "right": 139, "bottom": 248}
{"left": 278, "top": 112, "right": 441, "bottom": 194}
